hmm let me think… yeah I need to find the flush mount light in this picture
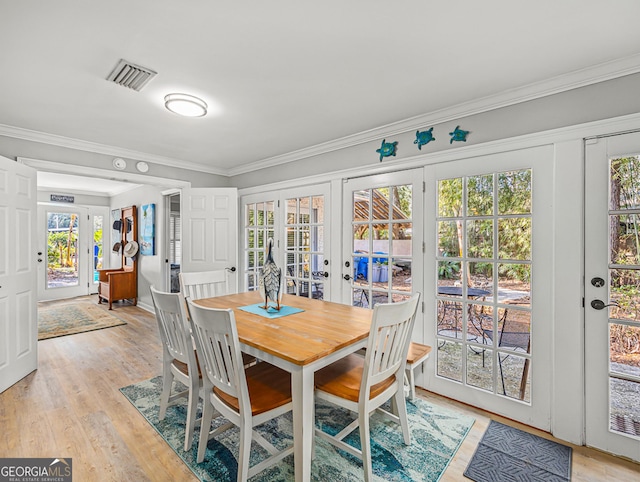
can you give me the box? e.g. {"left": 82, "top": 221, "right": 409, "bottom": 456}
{"left": 164, "top": 93, "right": 207, "bottom": 117}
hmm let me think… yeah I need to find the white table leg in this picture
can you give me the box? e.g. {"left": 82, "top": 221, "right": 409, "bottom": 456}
{"left": 291, "top": 365, "right": 314, "bottom": 482}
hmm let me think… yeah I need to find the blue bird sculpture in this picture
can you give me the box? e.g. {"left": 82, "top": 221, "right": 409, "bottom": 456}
{"left": 259, "top": 238, "right": 282, "bottom": 311}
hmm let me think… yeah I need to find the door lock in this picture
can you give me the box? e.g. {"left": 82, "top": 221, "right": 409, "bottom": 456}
{"left": 591, "top": 277, "right": 605, "bottom": 288}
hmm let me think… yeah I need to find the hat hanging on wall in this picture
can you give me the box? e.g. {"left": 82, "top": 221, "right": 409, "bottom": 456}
{"left": 112, "top": 242, "right": 122, "bottom": 253}
{"left": 123, "top": 241, "right": 139, "bottom": 258}
{"left": 113, "top": 219, "right": 122, "bottom": 231}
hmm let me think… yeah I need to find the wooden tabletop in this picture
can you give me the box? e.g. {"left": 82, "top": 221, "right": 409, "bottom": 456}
{"left": 194, "top": 292, "right": 373, "bottom": 366}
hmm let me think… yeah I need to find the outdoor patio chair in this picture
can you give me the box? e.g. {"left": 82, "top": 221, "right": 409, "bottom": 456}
{"left": 314, "top": 293, "right": 420, "bottom": 482}
{"left": 484, "top": 308, "right": 531, "bottom": 400}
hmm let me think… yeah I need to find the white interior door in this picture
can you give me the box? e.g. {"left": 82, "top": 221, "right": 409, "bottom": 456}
{"left": 181, "top": 187, "right": 238, "bottom": 292}
{"left": 585, "top": 133, "right": 640, "bottom": 462}
{"left": 37, "top": 204, "right": 89, "bottom": 301}
{"left": 0, "top": 156, "right": 37, "bottom": 393}
{"left": 425, "top": 146, "right": 553, "bottom": 430}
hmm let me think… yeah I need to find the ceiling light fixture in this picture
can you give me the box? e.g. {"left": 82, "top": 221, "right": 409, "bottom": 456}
{"left": 164, "top": 93, "right": 207, "bottom": 117}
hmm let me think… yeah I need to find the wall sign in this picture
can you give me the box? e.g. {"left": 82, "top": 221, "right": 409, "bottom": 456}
{"left": 50, "top": 194, "right": 74, "bottom": 203}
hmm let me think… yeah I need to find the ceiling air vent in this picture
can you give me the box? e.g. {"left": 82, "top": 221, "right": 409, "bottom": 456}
{"left": 106, "top": 59, "right": 157, "bottom": 92}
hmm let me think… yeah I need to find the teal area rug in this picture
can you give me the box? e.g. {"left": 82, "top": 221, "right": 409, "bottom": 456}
{"left": 120, "top": 376, "right": 474, "bottom": 481}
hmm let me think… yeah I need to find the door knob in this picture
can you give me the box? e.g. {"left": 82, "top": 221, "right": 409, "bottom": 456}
{"left": 343, "top": 274, "right": 352, "bottom": 281}
{"left": 591, "top": 299, "right": 619, "bottom": 310}
{"left": 226, "top": 267, "right": 236, "bottom": 272}
{"left": 37, "top": 258, "right": 43, "bottom": 263}
{"left": 321, "top": 271, "right": 329, "bottom": 278}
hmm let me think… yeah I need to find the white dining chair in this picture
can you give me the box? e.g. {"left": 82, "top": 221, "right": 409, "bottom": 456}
{"left": 186, "top": 298, "right": 294, "bottom": 481}
{"left": 180, "top": 270, "right": 257, "bottom": 368}
{"left": 179, "top": 269, "right": 230, "bottom": 300}
{"left": 314, "top": 293, "right": 421, "bottom": 482}
{"left": 404, "top": 341, "right": 432, "bottom": 400}
{"left": 150, "top": 285, "right": 202, "bottom": 451}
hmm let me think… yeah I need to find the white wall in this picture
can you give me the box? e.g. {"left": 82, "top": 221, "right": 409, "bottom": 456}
{"left": 110, "top": 184, "right": 167, "bottom": 311}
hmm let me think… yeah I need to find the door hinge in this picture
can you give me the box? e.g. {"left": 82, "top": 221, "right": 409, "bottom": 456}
{"left": 422, "top": 242, "right": 425, "bottom": 253}
{"left": 421, "top": 301, "right": 424, "bottom": 313}
{"left": 422, "top": 181, "right": 425, "bottom": 193}
{"left": 277, "top": 200, "right": 280, "bottom": 208}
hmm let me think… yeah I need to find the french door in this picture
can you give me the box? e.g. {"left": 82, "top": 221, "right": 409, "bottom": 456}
{"left": 241, "top": 184, "right": 331, "bottom": 300}
{"left": 425, "top": 146, "right": 553, "bottom": 429}
{"left": 585, "top": 132, "right": 640, "bottom": 462}
{"left": 341, "top": 169, "right": 423, "bottom": 310}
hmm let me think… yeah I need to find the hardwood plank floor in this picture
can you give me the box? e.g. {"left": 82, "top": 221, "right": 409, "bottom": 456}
{"left": 1, "top": 297, "right": 638, "bottom": 481}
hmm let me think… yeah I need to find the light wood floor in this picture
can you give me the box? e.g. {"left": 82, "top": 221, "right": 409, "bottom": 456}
{"left": 1, "top": 298, "right": 638, "bottom": 481}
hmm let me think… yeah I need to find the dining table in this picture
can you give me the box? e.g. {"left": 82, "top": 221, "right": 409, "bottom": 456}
{"left": 193, "top": 291, "right": 373, "bottom": 482}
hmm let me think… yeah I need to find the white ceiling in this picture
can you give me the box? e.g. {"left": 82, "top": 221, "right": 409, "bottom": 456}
{"left": 2, "top": 1, "right": 640, "bottom": 181}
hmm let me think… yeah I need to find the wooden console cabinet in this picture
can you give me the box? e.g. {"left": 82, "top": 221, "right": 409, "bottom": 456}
{"left": 98, "top": 206, "right": 138, "bottom": 309}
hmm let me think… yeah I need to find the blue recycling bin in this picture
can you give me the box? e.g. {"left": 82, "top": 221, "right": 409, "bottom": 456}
{"left": 356, "top": 256, "right": 368, "bottom": 279}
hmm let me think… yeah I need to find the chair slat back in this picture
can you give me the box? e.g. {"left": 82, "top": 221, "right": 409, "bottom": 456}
{"left": 180, "top": 270, "right": 229, "bottom": 300}
{"left": 150, "top": 286, "right": 193, "bottom": 365}
{"left": 362, "top": 294, "right": 421, "bottom": 396}
{"left": 186, "top": 299, "right": 247, "bottom": 405}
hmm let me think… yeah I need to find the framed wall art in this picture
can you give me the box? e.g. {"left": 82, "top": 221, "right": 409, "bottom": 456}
{"left": 140, "top": 203, "right": 156, "bottom": 255}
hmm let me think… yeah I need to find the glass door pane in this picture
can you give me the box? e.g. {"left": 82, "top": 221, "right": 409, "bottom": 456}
{"left": 46, "top": 211, "right": 80, "bottom": 288}
{"left": 344, "top": 172, "right": 420, "bottom": 309}
{"left": 244, "top": 200, "right": 275, "bottom": 291}
{"left": 284, "top": 195, "right": 326, "bottom": 300}
{"left": 436, "top": 169, "right": 533, "bottom": 402}
{"left": 92, "top": 213, "right": 103, "bottom": 287}
{"left": 606, "top": 156, "right": 640, "bottom": 437}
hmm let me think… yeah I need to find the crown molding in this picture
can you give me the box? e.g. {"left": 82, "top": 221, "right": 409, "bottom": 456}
{"left": 238, "top": 112, "right": 640, "bottom": 196}
{"left": 0, "top": 124, "right": 227, "bottom": 176}
{"left": 18, "top": 157, "right": 191, "bottom": 190}
{"left": 229, "top": 53, "right": 640, "bottom": 176}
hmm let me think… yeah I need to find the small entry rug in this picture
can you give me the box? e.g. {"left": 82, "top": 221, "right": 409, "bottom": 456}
{"left": 38, "top": 299, "right": 126, "bottom": 340}
{"left": 121, "top": 376, "right": 475, "bottom": 481}
{"left": 464, "top": 420, "right": 572, "bottom": 482}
